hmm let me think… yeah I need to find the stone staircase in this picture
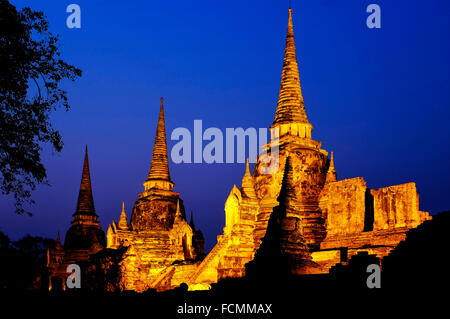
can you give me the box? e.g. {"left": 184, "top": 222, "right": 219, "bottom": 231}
{"left": 187, "top": 234, "right": 229, "bottom": 285}
{"left": 150, "top": 265, "right": 176, "bottom": 290}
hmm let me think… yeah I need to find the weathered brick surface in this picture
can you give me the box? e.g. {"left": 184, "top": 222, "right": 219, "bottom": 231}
{"left": 103, "top": 100, "right": 204, "bottom": 292}
{"left": 192, "top": 8, "right": 431, "bottom": 284}
{"left": 319, "top": 177, "right": 367, "bottom": 237}
{"left": 372, "top": 182, "right": 430, "bottom": 230}
{"left": 47, "top": 148, "right": 105, "bottom": 290}
{"left": 72, "top": 8, "right": 431, "bottom": 291}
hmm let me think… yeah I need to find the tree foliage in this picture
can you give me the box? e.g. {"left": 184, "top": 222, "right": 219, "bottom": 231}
{"left": 0, "top": 230, "right": 54, "bottom": 290}
{"left": 0, "top": 0, "right": 82, "bottom": 214}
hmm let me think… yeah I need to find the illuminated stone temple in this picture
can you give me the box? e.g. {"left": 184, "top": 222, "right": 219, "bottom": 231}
{"left": 103, "top": 98, "right": 205, "bottom": 292}
{"left": 183, "top": 8, "right": 431, "bottom": 286}
{"left": 47, "top": 8, "right": 431, "bottom": 292}
{"left": 47, "top": 147, "right": 106, "bottom": 290}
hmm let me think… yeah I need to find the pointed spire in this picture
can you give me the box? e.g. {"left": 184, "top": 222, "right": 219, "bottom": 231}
{"left": 175, "top": 199, "right": 182, "bottom": 219}
{"left": 118, "top": 201, "right": 129, "bottom": 229}
{"left": 241, "top": 158, "right": 257, "bottom": 199}
{"left": 326, "top": 151, "right": 337, "bottom": 183}
{"left": 189, "top": 211, "right": 196, "bottom": 230}
{"left": 244, "top": 158, "right": 251, "bottom": 178}
{"left": 147, "top": 97, "right": 171, "bottom": 182}
{"left": 272, "top": 8, "right": 310, "bottom": 127}
{"left": 330, "top": 151, "right": 335, "bottom": 170}
{"left": 65, "top": 146, "right": 104, "bottom": 251}
{"left": 277, "top": 156, "right": 298, "bottom": 206}
{"left": 75, "top": 146, "right": 96, "bottom": 215}
{"left": 55, "top": 232, "right": 62, "bottom": 250}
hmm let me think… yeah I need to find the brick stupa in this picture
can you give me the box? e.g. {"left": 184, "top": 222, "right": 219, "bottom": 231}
{"left": 47, "top": 147, "right": 106, "bottom": 290}
{"left": 49, "top": 8, "right": 431, "bottom": 292}
{"left": 105, "top": 98, "right": 204, "bottom": 292}
{"left": 185, "top": 8, "right": 431, "bottom": 287}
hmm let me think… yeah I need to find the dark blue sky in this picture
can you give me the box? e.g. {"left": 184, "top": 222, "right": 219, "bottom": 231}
{"left": 1, "top": 0, "right": 450, "bottom": 250}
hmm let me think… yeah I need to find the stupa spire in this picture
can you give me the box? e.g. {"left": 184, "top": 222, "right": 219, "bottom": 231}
{"left": 55, "top": 232, "right": 63, "bottom": 250}
{"left": 175, "top": 199, "right": 182, "bottom": 220}
{"left": 330, "top": 151, "right": 335, "bottom": 170}
{"left": 75, "top": 146, "right": 96, "bottom": 216}
{"left": 326, "top": 151, "right": 337, "bottom": 183}
{"left": 272, "top": 8, "right": 311, "bottom": 131}
{"left": 65, "top": 146, "right": 104, "bottom": 251}
{"left": 244, "top": 158, "right": 251, "bottom": 178}
{"left": 118, "top": 202, "right": 129, "bottom": 229}
{"left": 147, "top": 98, "right": 171, "bottom": 182}
{"left": 241, "top": 158, "right": 257, "bottom": 199}
{"left": 278, "top": 156, "right": 298, "bottom": 206}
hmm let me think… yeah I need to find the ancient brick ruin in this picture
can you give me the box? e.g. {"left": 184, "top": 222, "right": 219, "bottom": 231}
{"left": 184, "top": 8, "right": 430, "bottom": 287}
{"left": 47, "top": 8, "right": 431, "bottom": 292}
{"left": 47, "top": 147, "right": 106, "bottom": 290}
{"left": 104, "top": 98, "right": 204, "bottom": 292}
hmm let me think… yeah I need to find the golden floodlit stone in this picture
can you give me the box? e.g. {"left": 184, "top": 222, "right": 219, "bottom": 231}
{"left": 48, "top": 8, "right": 431, "bottom": 292}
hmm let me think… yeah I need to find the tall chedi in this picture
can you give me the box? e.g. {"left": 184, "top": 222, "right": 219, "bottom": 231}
{"left": 131, "top": 97, "right": 182, "bottom": 230}
{"left": 271, "top": 8, "right": 311, "bottom": 139}
{"left": 144, "top": 97, "right": 173, "bottom": 192}
{"left": 252, "top": 8, "right": 328, "bottom": 250}
{"left": 47, "top": 147, "right": 105, "bottom": 291}
{"left": 65, "top": 146, "right": 106, "bottom": 252}
{"left": 94, "top": 7, "right": 431, "bottom": 291}
{"left": 192, "top": 7, "right": 333, "bottom": 286}
{"left": 106, "top": 98, "right": 204, "bottom": 292}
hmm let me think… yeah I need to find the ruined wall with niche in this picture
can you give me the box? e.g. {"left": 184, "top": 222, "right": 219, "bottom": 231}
{"left": 320, "top": 179, "right": 430, "bottom": 240}
{"left": 372, "top": 182, "right": 430, "bottom": 230}
{"left": 313, "top": 179, "right": 431, "bottom": 273}
{"left": 319, "top": 177, "right": 367, "bottom": 237}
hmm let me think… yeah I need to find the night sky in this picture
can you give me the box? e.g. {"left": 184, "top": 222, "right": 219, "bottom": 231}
{"left": 1, "top": 0, "right": 449, "bottom": 251}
